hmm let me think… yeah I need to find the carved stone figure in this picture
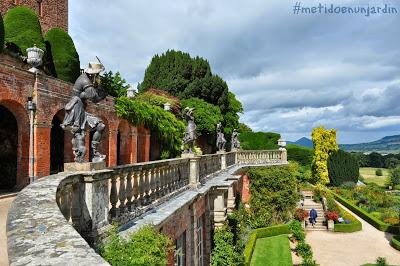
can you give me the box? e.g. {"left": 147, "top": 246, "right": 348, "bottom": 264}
{"left": 231, "top": 129, "right": 241, "bottom": 150}
{"left": 61, "top": 60, "right": 107, "bottom": 163}
{"left": 182, "top": 107, "right": 197, "bottom": 153}
{"left": 216, "top": 123, "right": 226, "bottom": 152}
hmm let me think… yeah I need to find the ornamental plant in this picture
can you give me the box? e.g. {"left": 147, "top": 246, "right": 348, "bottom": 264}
{"left": 44, "top": 28, "right": 80, "bottom": 83}
{"left": 325, "top": 211, "right": 339, "bottom": 221}
{"left": 4, "top": 6, "right": 45, "bottom": 56}
{"left": 327, "top": 149, "right": 359, "bottom": 186}
{"left": 311, "top": 126, "right": 339, "bottom": 185}
{"left": 294, "top": 208, "right": 309, "bottom": 221}
{"left": 211, "top": 225, "right": 242, "bottom": 266}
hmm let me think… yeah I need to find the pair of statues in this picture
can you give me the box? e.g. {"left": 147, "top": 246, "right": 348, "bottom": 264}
{"left": 216, "top": 124, "right": 241, "bottom": 152}
{"left": 61, "top": 60, "right": 107, "bottom": 163}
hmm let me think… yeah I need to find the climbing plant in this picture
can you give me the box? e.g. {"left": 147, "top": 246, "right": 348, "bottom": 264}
{"left": 115, "top": 97, "right": 185, "bottom": 157}
{"left": 311, "top": 126, "right": 339, "bottom": 185}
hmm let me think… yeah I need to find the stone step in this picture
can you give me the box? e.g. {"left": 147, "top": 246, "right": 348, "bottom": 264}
{"left": 306, "top": 227, "right": 327, "bottom": 231}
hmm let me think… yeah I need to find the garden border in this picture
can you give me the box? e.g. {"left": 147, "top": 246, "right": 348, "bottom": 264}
{"left": 244, "top": 224, "right": 290, "bottom": 266}
{"left": 334, "top": 205, "right": 362, "bottom": 233}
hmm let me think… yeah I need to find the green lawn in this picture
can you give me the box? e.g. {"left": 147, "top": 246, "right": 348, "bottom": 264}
{"left": 360, "top": 167, "right": 389, "bottom": 187}
{"left": 250, "top": 234, "right": 292, "bottom": 266}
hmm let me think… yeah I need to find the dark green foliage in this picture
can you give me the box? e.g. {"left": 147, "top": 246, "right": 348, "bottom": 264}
{"left": 0, "top": 13, "right": 4, "bottom": 53}
{"left": 239, "top": 132, "right": 280, "bottom": 150}
{"left": 391, "top": 235, "right": 400, "bottom": 251}
{"left": 352, "top": 152, "right": 370, "bottom": 167}
{"left": 328, "top": 150, "right": 359, "bottom": 186}
{"left": 385, "top": 157, "right": 399, "bottom": 169}
{"left": 376, "top": 169, "right": 383, "bottom": 176}
{"left": 239, "top": 123, "right": 253, "bottom": 133}
{"left": 100, "top": 71, "right": 130, "bottom": 98}
{"left": 388, "top": 166, "right": 400, "bottom": 187}
{"left": 247, "top": 164, "right": 300, "bottom": 228}
{"left": 99, "top": 225, "right": 173, "bottom": 266}
{"left": 287, "top": 144, "right": 314, "bottom": 166}
{"left": 181, "top": 97, "right": 223, "bottom": 136}
{"left": 289, "top": 220, "right": 305, "bottom": 241}
{"left": 44, "top": 28, "right": 79, "bottom": 83}
{"left": 376, "top": 257, "right": 388, "bottom": 266}
{"left": 4, "top": 6, "right": 45, "bottom": 56}
{"left": 368, "top": 152, "right": 385, "bottom": 168}
{"left": 211, "top": 225, "right": 242, "bottom": 266}
{"left": 115, "top": 97, "right": 185, "bottom": 157}
{"left": 243, "top": 224, "right": 290, "bottom": 266}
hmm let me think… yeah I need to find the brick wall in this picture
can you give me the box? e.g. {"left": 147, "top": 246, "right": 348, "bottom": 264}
{"left": 0, "top": 0, "right": 68, "bottom": 34}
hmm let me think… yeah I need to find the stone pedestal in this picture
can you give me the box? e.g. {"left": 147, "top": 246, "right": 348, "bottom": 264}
{"left": 189, "top": 157, "right": 200, "bottom": 188}
{"left": 328, "top": 219, "right": 334, "bottom": 231}
{"left": 220, "top": 152, "right": 227, "bottom": 170}
{"left": 279, "top": 148, "right": 287, "bottom": 162}
{"left": 64, "top": 161, "right": 106, "bottom": 172}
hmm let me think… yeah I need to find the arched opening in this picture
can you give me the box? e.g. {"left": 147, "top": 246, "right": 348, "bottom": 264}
{"left": 150, "top": 133, "right": 161, "bottom": 161}
{"left": 50, "top": 114, "right": 64, "bottom": 174}
{"left": 0, "top": 105, "right": 18, "bottom": 191}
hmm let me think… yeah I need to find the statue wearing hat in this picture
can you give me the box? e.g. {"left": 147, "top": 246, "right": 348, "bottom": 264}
{"left": 61, "top": 59, "right": 108, "bottom": 163}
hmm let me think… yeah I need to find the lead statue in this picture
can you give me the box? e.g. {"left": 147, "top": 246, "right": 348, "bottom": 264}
{"left": 216, "top": 122, "right": 226, "bottom": 152}
{"left": 182, "top": 107, "right": 196, "bottom": 153}
{"left": 61, "top": 60, "right": 107, "bottom": 163}
{"left": 231, "top": 129, "right": 241, "bottom": 150}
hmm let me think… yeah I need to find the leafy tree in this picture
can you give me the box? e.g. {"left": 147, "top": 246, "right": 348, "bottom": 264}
{"left": 239, "top": 123, "right": 253, "bottom": 133}
{"left": 4, "top": 6, "right": 45, "bottom": 56}
{"left": 287, "top": 144, "right": 314, "bottom": 166}
{"left": 211, "top": 225, "right": 242, "bottom": 266}
{"left": 222, "top": 92, "right": 243, "bottom": 137}
{"left": 388, "top": 166, "right": 400, "bottom": 187}
{"left": 239, "top": 132, "right": 280, "bottom": 150}
{"left": 0, "top": 13, "right": 4, "bottom": 53}
{"left": 247, "top": 164, "right": 300, "bottom": 228}
{"left": 44, "top": 28, "right": 80, "bottom": 83}
{"left": 384, "top": 157, "right": 399, "bottom": 169}
{"left": 101, "top": 71, "right": 130, "bottom": 98}
{"left": 181, "top": 97, "right": 223, "bottom": 137}
{"left": 351, "top": 152, "right": 369, "bottom": 167}
{"left": 327, "top": 150, "right": 359, "bottom": 186}
{"left": 311, "top": 126, "right": 338, "bottom": 185}
{"left": 100, "top": 225, "right": 173, "bottom": 266}
{"left": 368, "top": 152, "right": 385, "bottom": 168}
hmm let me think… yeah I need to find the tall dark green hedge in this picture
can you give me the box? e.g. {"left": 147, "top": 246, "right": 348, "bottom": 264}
{"left": 44, "top": 28, "right": 80, "bottom": 83}
{"left": 0, "top": 13, "right": 4, "bottom": 53}
{"left": 287, "top": 144, "right": 314, "bottom": 166}
{"left": 238, "top": 132, "right": 280, "bottom": 150}
{"left": 4, "top": 6, "right": 45, "bottom": 56}
{"left": 328, "top": 150, "right": 359, "bottom": 186}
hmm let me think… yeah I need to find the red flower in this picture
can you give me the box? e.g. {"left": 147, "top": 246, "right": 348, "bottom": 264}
{"left": 325, "top": 211, "right": 339, "bottom": 221}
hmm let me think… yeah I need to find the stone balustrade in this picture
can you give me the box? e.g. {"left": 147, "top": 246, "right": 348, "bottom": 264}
{"left": 7, "top": 149, "right": 287, "bottom": 265}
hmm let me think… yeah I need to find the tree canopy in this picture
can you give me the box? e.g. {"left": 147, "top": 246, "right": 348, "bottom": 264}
{"left": 44, "top": 28, "right": 80, "bottom": 83}
{"left": 4, "top": 6, "right": 45, "bottom": 56}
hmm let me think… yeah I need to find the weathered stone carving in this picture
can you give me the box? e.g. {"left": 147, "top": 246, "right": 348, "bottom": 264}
{"left": 216, "top": 122, "right": 226, "bottom": 152}
{"left": 182, "top": 107, "right": 197, "bottom": 154}
{"left": 61, "top": 61, "right": 107, "bottom": 163}
{"left": 231, "top": 129, "right": 241, "bottom": 150}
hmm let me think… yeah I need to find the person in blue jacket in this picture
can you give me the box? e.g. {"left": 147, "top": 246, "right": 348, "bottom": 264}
{"left": 310, "top": 208, "right": 318, "bottom": 227}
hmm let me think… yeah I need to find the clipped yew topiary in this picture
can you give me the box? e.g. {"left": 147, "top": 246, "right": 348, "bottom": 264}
{"left": 0, "top": 13, "right": 4, "bottom": 53}
{"left": 4, "top": 6, "right": 45, "bottom": 55}
{"left": 45, "top": 28, "right": 80, "bottom": 82}
{"left": 328, "top": 149, "right": 359, "bottom": 186}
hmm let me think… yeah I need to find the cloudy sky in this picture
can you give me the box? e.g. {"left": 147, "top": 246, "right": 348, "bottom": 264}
{"left": 69, "top": 0, "right": 400, "bottom": 144}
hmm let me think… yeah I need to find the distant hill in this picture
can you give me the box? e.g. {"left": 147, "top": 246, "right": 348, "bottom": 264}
{"left": 287, "top": 137, "right": 313, "bottom": 148}
{"left": 340, "top": 135, "right": 400, "bottom": 154}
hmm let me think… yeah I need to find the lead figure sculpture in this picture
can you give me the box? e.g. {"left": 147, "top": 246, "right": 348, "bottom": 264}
{"left": 231, "top": 129, "right": 241, "bottom": 150}
{"left": 61, "top": 60, "right": 107, "bottom": 163}
{"left": 182, "top": 107, "right": 196, "bottom": 153}
{"left": 216, "top": 122, "right": 226, "bottom": 152}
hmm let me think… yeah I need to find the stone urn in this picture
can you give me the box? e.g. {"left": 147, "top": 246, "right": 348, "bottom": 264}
{"left": 26, "top": 45, "right": 44, "bottom": 73}
{"left": 327, "top": 219, "right": 334, "bottom": 231}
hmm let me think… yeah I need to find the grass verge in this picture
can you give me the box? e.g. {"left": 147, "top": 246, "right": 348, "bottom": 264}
{"left": 250, "top": 234, "right": 292, "bottom": 266}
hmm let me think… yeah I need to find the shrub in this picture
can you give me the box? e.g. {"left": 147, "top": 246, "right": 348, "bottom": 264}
{"left": 44, "top": 28, "right": 80, "bottom": 83}
{"left": 325, "top": 211, "right": 339, "bottom": 221}
{"left": 136, "top": 88, "right": 181, "bottom": 113}
{"left": 312, "top": 126, "right": 339, "bottom": 185}
{"left": 376, "top": 257, "right": 388, "bottom": 266}
{"left": 287, "top": 144, "right": 314, "bottom": 166}
{"left": 388, "top": 166, "right": 400, "bottom": 187}
{"left": 239, "top": 131, "right": 280, "bottom": 150}
{"left": 376, "top": 169, "right": 383, "bottom": 176}
{"left": 247, "top": 164, "right": 300, "bottom": 228}
{"left": 0, "top": 13, "right": 4, "bottom": 53}
{"left": 328, "top": 150, "right": 359, "bottom": 186}
{"left": 211, "top": 225, "right": 242, "bottom": 266}
{"left": 296, "top": 241, "right": 313, "bottom": 260}
{"left": 99, "top": 225, "right": 173, "bottom": 266}
{"left": 289, "top": 220, "right": 305, "bottom": 241}
{"left": 391, "top": 235, "right": 400, "bottom": 251}
{"left": 340, "top": 181, "right": 356, "bottom": 189}
{"left": 294, "top": 208, "right": 309, "bottom": 222}
{"left": 4, "top": 6, "right": 45, "bottom": 56}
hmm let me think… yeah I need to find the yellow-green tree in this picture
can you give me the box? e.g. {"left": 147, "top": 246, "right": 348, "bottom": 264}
{"left": 311, "top": 126, "right": 338, "bottom": 185}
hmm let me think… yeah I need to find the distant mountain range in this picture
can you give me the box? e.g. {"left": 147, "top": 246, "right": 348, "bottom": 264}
{"left": 288, "top": 135, "right": 400, "bottom": 154}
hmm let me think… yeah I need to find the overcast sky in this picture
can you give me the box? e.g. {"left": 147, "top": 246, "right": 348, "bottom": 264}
{"left": 69, "top": 0, "right": 400, "bottom": 144}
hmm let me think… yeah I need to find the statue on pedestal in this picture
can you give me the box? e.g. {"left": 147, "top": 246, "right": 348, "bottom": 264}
{"left": 182, "top": 107, "right": 197, "bottom": 153}
{"left": 231, "top": 129, "right": 241, "bottom": 150}
{"left": 61, "top": 60, "right": 107, "bottom": 163}
{"left": 216, "top": 122, "right": 226, "bottom": 152}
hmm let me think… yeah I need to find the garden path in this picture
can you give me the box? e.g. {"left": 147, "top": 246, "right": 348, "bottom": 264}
{"left": 306, "top": 201, "right": 400, "bottom": 266}
{"left": 0, "top": 195, "right": 15, "bottom": 266}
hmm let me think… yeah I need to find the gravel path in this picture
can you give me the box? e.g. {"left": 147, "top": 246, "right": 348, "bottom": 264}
{"left": 306, "top": 202, "right": 400, "bottom": 266}
{"left": 0, "top": 196, "right": 15, "bottom": 266}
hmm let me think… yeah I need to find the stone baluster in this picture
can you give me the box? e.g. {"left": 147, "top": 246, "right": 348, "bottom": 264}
{"left": 159, "top": 166, "right": 166, "bottom": 196}
{"left": 148, "top": 168, "right": 155, "bottom": 201}
{"left": 144, "top": 169, "right": 150, "bottom": 204}
{"left": 126, "top": 169, "right": 134, "bottom": 211}
{"left": 109, "top": 174, "right": 118, "bottom": 218}
{"left": 171, "top": 165, "right": 177, "bottom": 190}
{"left": 118, "top": 171, "right": 127, "bottom": 213}
{"left": 138, "top": 169, "right": 146, "bottom": 206}
{"left": 132, "top": 170, "right": 139, "bottom": 207}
